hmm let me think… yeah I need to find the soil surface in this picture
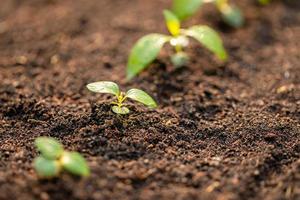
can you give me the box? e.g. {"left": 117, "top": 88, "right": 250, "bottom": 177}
{"left": 0, "top": 0, "right": 299, "bottom": 200}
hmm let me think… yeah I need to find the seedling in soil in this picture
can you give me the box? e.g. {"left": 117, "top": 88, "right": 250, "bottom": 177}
{"left": 34, "top": 137, "right": 90, "bottom": 178}
{"left": 172, "top": 0, "right": 244, "bottom": 28}
{"left": 127, "top": 9, "right": 227, "bottom": 79}
{"left": 86, "top": 81, "right": 157, "bottom": 114}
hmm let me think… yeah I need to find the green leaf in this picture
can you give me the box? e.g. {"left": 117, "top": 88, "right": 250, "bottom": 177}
{"left": 163, "top": 10, "right": 181, "bottom": 36}
{"left": 172, "top": 0, "right": 203, "bottom": 21}
{"left": 127, "top": 34, "right": 169, "bottom": 80}
{"left": 171, "top": 52, "right": 189, "bottom": 68}
{"left": 34, "top": 156, "right": 60, "bottom": 178}
{"left": 221, "top": 6, "right": 244, "bottom": 28}
{"left": 35, "top": 137, "right": 64, "bottom": 160}
{"left": 184, "top": 25, "right": 228, "bottom": 61}
{"left": 215, "top": 0, "right": 244, "bottom": 28}
{"left": 61, "top": 152, "right": 90, "bottom": 177}
{"left": 126, "top": 89, "right": 157, "bottom": 108}
{"left": 112, "top": 106, "right": 130, "bottom": 115}
{"left": 86, "top": 81, "right": 120, "bottom": 96}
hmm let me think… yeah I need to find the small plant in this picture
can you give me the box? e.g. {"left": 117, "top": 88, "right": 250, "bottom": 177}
{"left": 126, "top": 9, "right": 227, "bottom": 79}
{"left": 86, "top": 81, "right": 157, "bottom": 114}
{"left": 34, "top": 137, "right": 90, "bottom": 178}
{"left": 172, "top": 0, "right": 244, "bottom": 28}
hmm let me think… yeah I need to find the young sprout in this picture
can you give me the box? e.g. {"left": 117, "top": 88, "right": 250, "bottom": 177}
{"left": 34, "top": 137, "right": 90, "bottom": 178}
{"left": 127, "top": 10, "right": 227, "bottom": 79}
{"left": 172, "top": 0, "right": 244, "bottom": 28}
{"left": 215, "top": 0, "right": 244, "bottom": 28}
{"left": 86, "top": 81, "right": 157, "bottom": 115}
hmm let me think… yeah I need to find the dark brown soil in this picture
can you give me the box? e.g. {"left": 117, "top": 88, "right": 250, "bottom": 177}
{"left": 0, "top": 0, "right": 299, "bottom": 200}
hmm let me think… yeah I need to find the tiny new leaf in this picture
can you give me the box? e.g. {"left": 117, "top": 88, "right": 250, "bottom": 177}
{"left": 184, "top": 25, "right": 228, "bottom": 61}
{"left": 172, "top": 0, "right": 203, "bottom": 21}
{"left": 171, "top": 52, "right": 189, "bottom": 68}
{"left": 86, "top": 81, "right": 120, "bottom": 96}
{"left": 221, "top": 6, "right": 244, "bottom": 28}
{"left": 34, "top": 156, "right": 60, "bottom": 178}
{"left": 126, "top": 89, "right": 157, "bottom": 108}
{"left": 61, "top": 152, "right": 90, "bottom": 177}
{"left": 35, "top": 137, "right": 63, "bottom": 160}
{"left": 112, "top": 106, "right": 130, "bottom": 115}
{"left": 163, "top": 10, "right": 181, "bottom": 36}
{"left": 127, "top": 34, "right": 169, "bottom": 80}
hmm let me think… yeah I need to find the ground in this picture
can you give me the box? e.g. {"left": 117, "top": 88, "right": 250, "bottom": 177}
{"left": 0, "top": 0, "right": 299, "bottom": 200}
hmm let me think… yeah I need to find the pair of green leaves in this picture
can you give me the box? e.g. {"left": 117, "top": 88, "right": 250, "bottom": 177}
{"left": 126, "top": 9, "right": 227, "bottom": 79}
{"left": 86, "top": 81, "right": 157, "bottom": 114}
{"left": 34, "top": 137, "right": 90, "bottom": 178}
{"left": 172, "top": 0, "right": 244, "bottom": 28}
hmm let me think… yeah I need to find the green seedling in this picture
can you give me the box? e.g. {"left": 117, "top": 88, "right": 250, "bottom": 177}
{"left": 34, "top": 137, "right": 90, "bottom": 178}
{"left": 86, "top": 81, "right": 157, "bottom": 114}
{"left": 215, "top": 0, "right": 244, "bottom": 28}
{"left": 127, "top": 10, "right": 227, "bottom": 79}
{"left": 172, "top": 0, "right": 244, "bottom": 28}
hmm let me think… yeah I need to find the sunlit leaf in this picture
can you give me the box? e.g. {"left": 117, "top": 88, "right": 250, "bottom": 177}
{"left": 34, "top": 156, "right": 60, "bottom": 178}
{"left": 112, "top": 106, "right": 130, "bottom": 115}
{"left": 184, "top": 25, "right": 228, "bottom": 61}
{"left": 163, "top": 10, "right": 181, "bottom": 36}
{"left": 61, "top": 152, "right": 90, "bottom": 177}
{"left": 172, "top": 0, "right": 203, "bottom": 21}
{"left": 126, "top": 89, "right": 157, "bottom": 108}
{"left": 221, "top": 6, "right": 244, "bottom": 28}
{"left": 35, "top": 137, "right": 63, "bottom": 160}
{"left": 127, "top": 34, "right": 169, "bottom": 80}
{"left": 86, "top": 81, "right": 120, "bottom": 96}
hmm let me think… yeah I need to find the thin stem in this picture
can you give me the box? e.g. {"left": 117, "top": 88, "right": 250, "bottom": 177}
{"left": 115, "top": 92, "right": 127, "bottom": 108}
{"left": 175, "top": 44, "right": 183, "bottom": 53}
{"left": 120, "top": 96, "right": 127, "bottom": 104}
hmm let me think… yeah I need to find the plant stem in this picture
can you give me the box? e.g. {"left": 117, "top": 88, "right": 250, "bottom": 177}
{"left": 175, "top": 44, "right": 183, "bottom": 53}
{"left": 117, "top": 92, "right": 127, "bottom": 108}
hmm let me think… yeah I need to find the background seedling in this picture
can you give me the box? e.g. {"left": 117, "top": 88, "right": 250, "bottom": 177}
{"left": 126, "top": 10, "right": 227, "bottom": 79}
{"left": 172, "top": 0, "right": 244, "bottom": 28}
{"left": 86, "top": 81, "right": 157, "bottom": 114}
{"left": 34, "top": 137, "right": 90, "bottom": 178}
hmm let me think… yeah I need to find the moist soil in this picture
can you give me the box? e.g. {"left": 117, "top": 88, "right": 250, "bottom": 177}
{"left": 0, "top": 0, "right": 299, "bottom": 200}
